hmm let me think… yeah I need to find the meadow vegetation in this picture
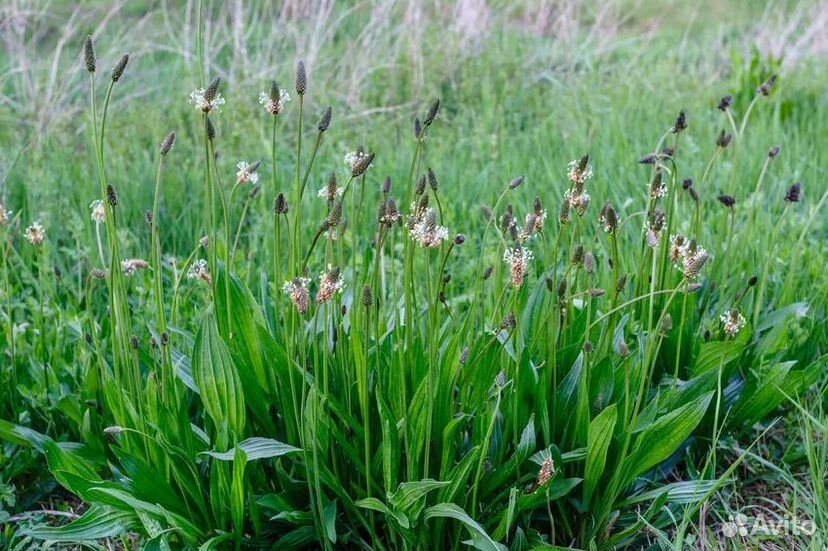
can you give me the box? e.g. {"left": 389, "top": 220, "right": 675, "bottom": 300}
{"left": 1, "top": 1, "right": 827, "bottom": 549}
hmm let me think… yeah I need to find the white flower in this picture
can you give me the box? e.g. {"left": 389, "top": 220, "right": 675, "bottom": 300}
{"left": 189, "top": 88, "right": 225, "bottom": 113}
{"left": 236, "top": 161, "right": 260, "bottom": 185}
{"left": 643, "top": 221, "right": 662, "bottom": 248}
{"left": 0, "top": 203, "right": 11, "bottom": 227}
{"left": 503, "top": 246, "right": 533, "bottom": 288}
{"left": 283, "top": 277, "right": 311, "bottom": 314}
{"left": 324, "top": 228, "right": 341, "bottom": 241}
{"left": 720, "top": 309, "right": 746, "bottom": 338}
{"left": 316, "top": 265, "right": 345, "bottom": 304}
{"left": 317, "top": 184, "right": 344, "bottom": 201}
{"left": 669, "top": 236, "right": 709, "bottom": 279}
{"left": 344, "top": 150, "right": 373, "bottom": 172}
{"left": 25, "top": 221, "right": 45, "bottom": 246}
{"left": 259, "top": 89, "right": 291, "bottom": 115}
{"left": 121, "top": 258, "right": 149, "bottom": 276}
{"left": 409, "top": 207, "right": 448, "bottom": 248}
{"left": 567, "top": 158, "right": 593, "bottom": 185}
{"left": 649, "top": 179, "right": 668, "bottom": 199}
{"left": 90, "top": 200, "right": 106, "bottom": 223}
{"left": 565, "top": 189, "right": 590, "bottom": 217}
{"left": 187, "top": 259, "right": 212, "bottom": 285}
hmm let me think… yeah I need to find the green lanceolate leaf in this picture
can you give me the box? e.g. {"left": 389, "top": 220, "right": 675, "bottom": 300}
{"left": 24, "top": 505, "right": 138, "bottom": 542}
{"left": 192, "top": 309, "right": 246, "bottom": 437}
{"left": 584, "top": 404, "right": 617, "bottom": 506}
{"left": 624, "top": 391, "right": 713, "bottom": 485}
{"left": 201, "top": 437, "right": 301, "bottom": 461}
{"left": 424, "top": 502, "right": 507, "bottom": 551}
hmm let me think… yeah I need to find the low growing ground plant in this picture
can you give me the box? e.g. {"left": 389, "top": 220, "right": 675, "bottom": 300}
{"left": 1, "top": 7, "right": 826, "bottom": 550}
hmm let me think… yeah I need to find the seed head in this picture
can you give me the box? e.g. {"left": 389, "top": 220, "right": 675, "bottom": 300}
{"left": 122, "top": 258, "right": 150, "bottom": 276}
{"left": 616, "top": 274, "right": 627, "bottom": 293}
{"left": 110, "top": 54, "right": 129, "bottom": 82}
{"left": 160, "top": 131, "right": 176, "bottom": 156}
{"left": 682, "top": 178, "right": 693, "bottom": 190}
{"left": 187, "top": 259, "right": 212, "bottom": 286}
{"left": 768, "top": 145, "right": 781, "bottom": 159}
{"left": 25, "top": 221, "right": 46, "bottom": 246}
{"left": 382, "top": 176, "right": 392, "bottom": 194}
{"left": 672, "top": 110, "right": 687, "bottom": 133}
{"left": 483, "top": 266, "right": 493, "bottom": 280}
{"left": 414, "top": 117, "right": 423, "bottom": 140}
{"left": 558, "top": 197, "right": 571, "bottom": 225}
{"left": 327, "top": 201, "right": 343, "bottom": 227}
{"left": 536, "top": 458, "right": 555, "bottom": 488}
{"left": 352, "top": 152, "right": 375, "bottom": 178}
{"left": 717, "top": 95, "right": 733, "bottom": 111}
{"left": 503, "top": 245, "right": 533, "bottom": 288}
{"left": 260, "top": 82, "right": 291, "bottom": 115}
{"left": 380, "top": 198, "right": 400, "bottom": 227}
{"left": 721, "top": 309, "right": 747, "bottom": 337}
{"left": 361, "top": 285, "right": 373, "bottom": 307}
{"left": 318, "top": 106, "right": 332, "bottom": 132}
{"left": 423, "top": 98, "right": 440, "bottom": 126}
{"left": 557, "top": 278, "right": 568, "bottom": 302}
{"left": 283, "top": 277, "right": 311, "bottom": 314}
{"left": 317, "top": 265, "right": 345, "bottom": 304}
{"left": 427, "top": 168, "right": 439, "bottom": 192}
{"left": 454, "top": 234, "right": 465, "bottom": 245}
{"left": 583, "top": 252, "right": 595, "bottom": 274}
{"left": 757, "top": 74, "right": 777, "bottom": 96}
{"left": 508, "top": 175, "right": 525, "bottom": 190}
{"left": 659, "top": 313, "right": 673, "bottom": 335}
{"left": 717, "top": 194, "right": 736, "bottom": 208}
{"left": 481, "top": 205, "right": 493, "bottom": 222}
{"left": 716, "top": 129, "right": 732, "bottom": 148}
{"left": 748, "top": 275, "right": 758, "bottom": 287}
{"left": 295, "top": 61, "right": 307, "bottom": 95}
{"left": 501, "top": 311, "right": 516, "bottom": 330}
{"left": 83, "top": 35, "right": 96, "bottom": 72}
{"left": 204, "top": 77, "right": 221, "bottom": 103}
{"left": 415, "top": 174, "right": 427, "bottom": 196}
{"left": 649, "top": 170, "right": 667, "bottom": 199}
{"left": 274, "top": 193, "right": 289, "bottom": 215}
{"left": 785, "top": 182, "right": 801, "bottom": 203}
{"left": 106, "top": 184, "right": 118, "bottom": 207}
{"left": 599, "top": 201, "right": 618, "bottom": 233}
{"left": 571, "top": 244, "right": 584, "bottom": 266}
{"left": 206, "top": 117, "right": 216, "bottom": 141}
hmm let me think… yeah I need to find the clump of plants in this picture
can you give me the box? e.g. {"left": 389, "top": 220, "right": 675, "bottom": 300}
{"left": 0, "top": 23, "right": 824, "bottom": 551}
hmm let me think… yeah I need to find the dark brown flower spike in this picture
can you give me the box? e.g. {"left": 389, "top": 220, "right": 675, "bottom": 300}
{"left": 83, "top": 35, "right": 96, "bottom": 73}
{"left": 717, "top": 195, "right": 736, "bottom": 208}
{"left": 757, "top": 74, "right": 777, "bottom": 96}
{"left": 785, "top": 183, "right": 801, "bottom": 203}
{"left": 352, "top": 152, "right": 374, "bottom": 178}
{"left": 112, "top": 54, "right": 129, "bottom": 82}
{"left": 160, "top": 131, "right": 176, "bottom": 156}
{"left": 716, "top": 130, "right": 732, "bottom": 148}
{"left": 672, "top": 110, "right": 687, "bottom": 133}
{"left": 424, "top": 98, "right": 440, "bottom": 126}
{"left": 204, "top": 77, "right": 221, "bottom": 103}
{"left": 295, "top": 61, "right": 307, "bottom": 95}
{"left": 318, "top": 107, "right": 332, "bottom": 132}
{"left": 717, "top": 95, "right": 733, "bottom": 111}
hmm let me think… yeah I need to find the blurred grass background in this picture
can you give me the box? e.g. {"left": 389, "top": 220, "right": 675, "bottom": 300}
{"left": 2, "top": 1, "right": 826, "bottom": 265}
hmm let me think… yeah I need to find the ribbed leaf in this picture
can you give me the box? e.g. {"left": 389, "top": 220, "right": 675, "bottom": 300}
{"left": 625, "top": 392, "right": 713, "bottom": 483}
{"left": 425, "top": 503, "right": 507, "bottom": 551}
{"left": 584, "top": 404, "right": 617, "bottom": 505}
{"left": 25, "top": 505, "right": 137, "bottom": 542}
{"left": 202, "top": 437, "right": 301, "bottom": 461}
{"left": 192, "top": 310, "right": 245, "bottom": 436}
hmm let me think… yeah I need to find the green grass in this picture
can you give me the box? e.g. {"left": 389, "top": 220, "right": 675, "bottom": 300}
{"left": 1, "top": 1, "right": 827, "bottom": 549}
